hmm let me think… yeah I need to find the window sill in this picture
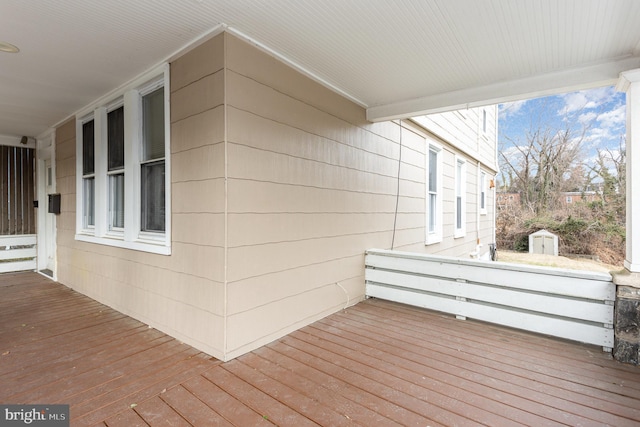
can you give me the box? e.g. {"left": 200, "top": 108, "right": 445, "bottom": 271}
{"left": 75, "top": 233, "right": 171, "bottom": 255}
{"left": 425, "top": 235, "right": 442, "bottom": 246}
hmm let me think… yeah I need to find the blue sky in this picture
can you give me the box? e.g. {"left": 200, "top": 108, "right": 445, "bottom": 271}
{"left": 498, "top": 86, "right": 626, "bottom": 175}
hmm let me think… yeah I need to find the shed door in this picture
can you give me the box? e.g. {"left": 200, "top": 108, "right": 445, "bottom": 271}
{"left": 533, "top": 235, "right": 554, "bottom": 255}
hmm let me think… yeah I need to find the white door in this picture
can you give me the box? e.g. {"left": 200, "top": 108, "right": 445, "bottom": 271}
{"left": 36, "top": 133, "right": 56, "bottom": 279}
{"left": 44, "top": 159, "right": 56, "bottom": 273}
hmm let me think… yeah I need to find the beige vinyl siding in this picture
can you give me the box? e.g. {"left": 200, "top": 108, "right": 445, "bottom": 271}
{"left": 54, "top": 31, "right": 496, "bottom": 361}
{"left": 55, "top": 34, "right": 228, "bottom": 360}
{"left": 223, "top": 34, "right": 408, "bottom": 357}
{"left": 416, "top": 132, "right": 496, "bottom": 258}
{"left": 413, "top": 107, "right": 498, "bottom": 172}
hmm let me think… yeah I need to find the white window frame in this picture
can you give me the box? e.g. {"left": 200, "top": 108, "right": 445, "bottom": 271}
{"left": 455, "top": 156, "right": 466, "bottom": 238}
{"left": 425, "top": 141, "right": 443, "bottom": 245}
{"left": 75, "top": 64, "right": 171, "bottom": 255}
{"left": 479, "top": 170, "right": 487, "bottom": 216}
{"left": 106, "top": 100, "right": 125, "bottom": 236}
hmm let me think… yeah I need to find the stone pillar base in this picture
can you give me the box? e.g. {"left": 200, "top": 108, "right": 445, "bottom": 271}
{"left": 612, "top": 271, "right": 640, "bottom": 365}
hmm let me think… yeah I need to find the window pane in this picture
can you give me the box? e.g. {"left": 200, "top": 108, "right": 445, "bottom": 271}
{"left": 108, "top": 106, "right": 124, "bottom": 171}
{"left": 456, "top": 197, "right": 462, "bottom": 229}
{"left": 82, "top": 120, "right": 94, "bottom": 175}
{"left": 109, "top": 173, "right": 125, "bottom": 229}
{"left": 428, "top": 150, "right": 437, "bottom": 192}
{"left": 84, "top": 177, "right": 95, "bottom": 227}
{"left": 429, "top": 194, "right": 436, "bottom": 233}
{"left": 142, "top": 88, "right": 165, "bottom": 161}
{"left": 141, "top": 160, "right": 165, "bottom": 232}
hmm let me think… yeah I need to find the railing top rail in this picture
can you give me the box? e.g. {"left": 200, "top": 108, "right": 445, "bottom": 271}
{"left": 366, "top": 248, "right": 614, "bottom": 282}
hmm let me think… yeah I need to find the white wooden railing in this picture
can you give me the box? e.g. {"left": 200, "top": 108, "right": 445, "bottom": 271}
{"left": 0, "top": 235, "right": 37, "bottom": 273}
{"left": 365, "top": 249, "right": 615, "bottom": 351}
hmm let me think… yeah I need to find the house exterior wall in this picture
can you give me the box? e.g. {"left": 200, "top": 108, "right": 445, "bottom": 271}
{"left": 413, "top": 108, "right": 498, "bottom": 172}
{"left": 412, "top": 109, "right": 498, "bottom": 258}
{"left": 222, "top": 34, "right": 423, "bottom": 358}
{"left": 55, "top": 35, "right": 227, "bottom": 359}
{"left": 54, "top": 32, "right": 497, "bottom": 361}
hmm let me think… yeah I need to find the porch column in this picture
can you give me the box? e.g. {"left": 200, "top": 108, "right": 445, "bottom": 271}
{"left": 612, "top": 69, "right": 640, "bottom": 365}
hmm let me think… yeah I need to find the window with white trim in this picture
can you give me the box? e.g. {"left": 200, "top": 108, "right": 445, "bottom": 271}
{"left": 425, "top": 142, "right": 443, "bottom": 245}
{"left": 81, "top": 118, "right": 95, "bottom": 229}
{"left": 76, "top": 65, "right": 171, "bottom": 255}
{"left": 107, "top": 104, "right": 125, "bottom": 231}
{"left": 455, "top": 157, "right": 466, "bottom": 238}
{"left": 479, "top": 170, "right": 487, "bottom": 215}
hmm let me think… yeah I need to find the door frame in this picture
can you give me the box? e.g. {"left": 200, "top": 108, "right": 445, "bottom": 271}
{"left": 36, "top": 130, "right": 57, "bottom": 279}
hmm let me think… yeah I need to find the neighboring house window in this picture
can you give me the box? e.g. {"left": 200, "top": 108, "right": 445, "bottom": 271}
{"left": 82, "top": 118, "right": 95, "bottom": 228}
{"left": 425, "top": 142, "right": 443, "bottom": 245}
{"left": 455, "top": 157, "right": 466, "bottom": 238}
{"left": 479, "top": 171, "right": 487, "bottom": 215}
{"left": 76, "top": 64, "right": 170, "bottom": 255}
{"left": 482, "top": 109, "right": 487, "bottom": 133}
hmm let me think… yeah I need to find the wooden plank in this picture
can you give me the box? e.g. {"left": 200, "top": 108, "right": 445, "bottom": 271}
{"left": 280, "top": 332, "right": 507, "bottom": 426}
{"left": 256, "top": 344, "right": 437, "bottom": 427}
{"left": 367, "top": 269, "right": 614, "bottom": 323}
{"left": 0, "top": 259, "right": 36, "bottom": 273}
{"left": 222, "top": 359, "right": 352, "bottom": 426}
{"left": 299, "top": 326, "right": 600, "bottom": 426}
{"left": 0, "top": 247, "right": 36, "bottom": 260}
{"left": 0, "top": 234, "right": 37, "bottom": 246}
{"left": 316, "top": 312, "right": 639, "bottom": 426}
{"left": 202, "top": 365, "right": 319, "bottom": 427}
{"left": 367, "top": 283, "right": 614, "bottom": 347}
{"left": 361, "top": 299, "right": 640, "bottom": 398}
{"left": 366, "top": 250, "right": 615, "bottom": 299}
{"left": 160, "top": 385, "right": 233, "bottom": 426}
{"left": 72, "top": 355, "right": 216, "bottom": 426}
{"left": 103, "top": 409, "right": 148, "bottom": 427}
{"left": 238, "top": 351, "right": 403, "bottom": 426}
{"left": 3, "top": 272, "right": 640, "bottom": 427}
{"left": 182, "top": 375, "right": 267, "bottom": 426}
{"left": 133, "top": 396, "right": 190, "bottom": 427}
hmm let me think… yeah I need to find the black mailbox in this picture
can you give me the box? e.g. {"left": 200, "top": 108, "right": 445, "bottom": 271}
{"left": 48, "top": 194, "right": 61, "bottom": 215}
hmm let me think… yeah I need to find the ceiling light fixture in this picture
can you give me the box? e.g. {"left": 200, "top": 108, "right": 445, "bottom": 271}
{"left": 0, "top": 41, "right": 20, "bottom": 53}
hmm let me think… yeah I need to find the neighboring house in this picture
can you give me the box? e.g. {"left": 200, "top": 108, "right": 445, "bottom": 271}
{"left": 43, "top": 32, "right": 497, "bottom": 361}
{"left": 560, "top": 191, "right": 601, "bottom": 205}
{"left": 497, "top": 192, "right": 522, "bottom": 210}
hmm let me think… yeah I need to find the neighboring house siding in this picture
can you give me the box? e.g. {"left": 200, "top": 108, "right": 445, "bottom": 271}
{"left": 412, "top": 107, "right": 497, "bottom": 259}
{"left": 55, "top": 32, "right": 497, "bottom": 361}
{"left": 412, "top": 108, "right": 498, "bottom": 172}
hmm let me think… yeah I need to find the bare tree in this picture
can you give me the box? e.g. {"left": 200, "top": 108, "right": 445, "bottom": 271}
{"left": 500, "top": 123, "right": 587, "bottom": 215}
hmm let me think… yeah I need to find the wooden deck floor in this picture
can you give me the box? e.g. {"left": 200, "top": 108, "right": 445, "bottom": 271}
{"left": 1, "top": 272, "right": 640, "bottom": 426}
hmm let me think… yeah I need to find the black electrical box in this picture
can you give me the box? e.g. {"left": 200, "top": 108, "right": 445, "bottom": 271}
{"left": 48, "top": 194, "right": 61, "bottom": 215}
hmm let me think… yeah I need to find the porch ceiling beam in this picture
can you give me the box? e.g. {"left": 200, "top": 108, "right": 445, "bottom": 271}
{"left": 366, "top": 55, "right": 640, "bottom": 122}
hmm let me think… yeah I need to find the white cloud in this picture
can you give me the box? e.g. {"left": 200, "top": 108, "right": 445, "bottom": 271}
{"left": 597, "top": 104, "right": 626, "bottom": 128}
{"left": 578, "top": 111, "right": 598, "bottom": 125}
{"left": 499, "top": 100, "right": 528, "bottom": 119}
{"left": 558, "top": 86, "right": 616, "bottom": 115}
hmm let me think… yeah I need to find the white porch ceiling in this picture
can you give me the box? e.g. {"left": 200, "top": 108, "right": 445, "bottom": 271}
{"left": 1, "top": 0, "right": 640, "bottom": 138}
